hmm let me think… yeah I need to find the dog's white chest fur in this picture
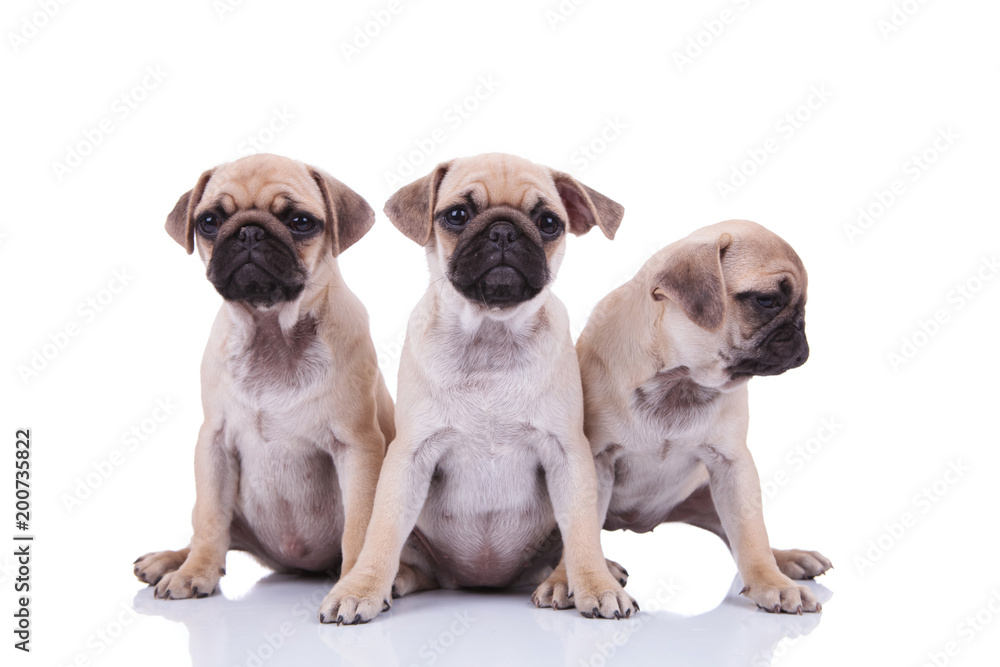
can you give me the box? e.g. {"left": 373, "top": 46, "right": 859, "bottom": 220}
{"left": 603, "top": 369, "right": 735, "bottom": 533}
{"left": 400, "top": 298, "right": 569, "bottom": 587}
{"left": 214, "top": 309, "right": 345, "bottom": 571}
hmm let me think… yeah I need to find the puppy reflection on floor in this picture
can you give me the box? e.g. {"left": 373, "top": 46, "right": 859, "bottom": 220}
{"left": 536, "top": 221, "right": 832, "bottom": 614}
{"left": 533, "top": 575, "right": 831, "bottom": 667}
{"left": 132, "top": 570, "right": 400, "bottom": 667}
{"left": 321, "top": 153, "right": 635, "bottom": 624}
{"left": 133, "top": 155, "right": 393, "bottom": 607}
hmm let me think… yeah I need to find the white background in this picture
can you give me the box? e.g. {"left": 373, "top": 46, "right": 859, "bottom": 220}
{"left": 2, "top": 1, "right": 999, "bottom": 665}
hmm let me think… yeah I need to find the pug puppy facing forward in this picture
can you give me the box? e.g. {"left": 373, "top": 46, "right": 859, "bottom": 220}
{"left": 535, "top": 220, "right": 831, "bottom": 614}
{"left": 319, "top": 153, "right": 636, "bottom": 624}
{"left": 134, "top": 154, "right": 394, "bottom": 602}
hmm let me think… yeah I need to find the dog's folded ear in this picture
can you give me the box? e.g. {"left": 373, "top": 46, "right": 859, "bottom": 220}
{"left": 309, "top": 168, "right": 376, "bottom": 256}
{"left": 549, "top": 171, "right": 624, "bottom": 240}
{"left": 652, "top": 234, "right": 732, "bottom": 332}
{"left": 165, "top": 168, "right": 215, "bottom": 254}
{"left": 384, "top": 161, "right": 453, "bottom": 245}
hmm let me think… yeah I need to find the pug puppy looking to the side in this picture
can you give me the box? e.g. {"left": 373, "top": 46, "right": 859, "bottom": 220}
{"left": 134, "top": 154, "right": 394, "bottom": 606}
{"left": 319, "top": 153, "right": 636, "bottom": 624}
{"left": 535, "top": 220, "right": 831, "bottom": 614}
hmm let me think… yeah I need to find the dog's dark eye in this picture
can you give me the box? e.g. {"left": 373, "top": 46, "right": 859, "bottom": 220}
{"left": 290, "top": 214, "right": 316, "bottom": 234}
{"left": 756, "top": 295, "right": 782, "bottom": 309}
{"left": 445, "top": 206, "right": 469, "bottom": 227}
{"left": 196, "top": 213, "right": 219, "bottom": 236}
{"left": 538, "top": 213, "right": 562, "bottom": 238}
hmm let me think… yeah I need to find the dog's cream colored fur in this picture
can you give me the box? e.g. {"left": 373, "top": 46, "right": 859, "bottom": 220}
{"left": 134, "top": 154, "right": 393, "bottom": 604}
{"left": 319, "top": 153, "right": 636, "bottom": 624}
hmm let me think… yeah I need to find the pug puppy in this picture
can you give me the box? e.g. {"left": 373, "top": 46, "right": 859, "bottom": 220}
{"left": 318, "top": 153, "right": 636, "bottom": 624}
{"left": 534, "top": 220, "right": 831, "bottom": 614}
{"left": 133, "top": 154, "right": 394, "bottom": 604}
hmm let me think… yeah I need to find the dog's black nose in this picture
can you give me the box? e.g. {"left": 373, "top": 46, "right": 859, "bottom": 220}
{"left": 239, "top": 225, "right": 266, "bottom": 247}
{"left": 488, "top": 222, "right": 519, "bottom": 248}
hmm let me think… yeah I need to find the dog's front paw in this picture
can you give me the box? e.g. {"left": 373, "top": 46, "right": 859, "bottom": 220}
{"left": 740, "top": 569, "right": 821, "bottom": 613}
{"left": 570, "top": 570, "right": 638, "bottom": 620}
{"left": 134, "top": 549, "right": 189, "bottom": 586}
{"left": 153, "top": 561, "right": 224, "bottom": 600}
{"left": 773, "top": 548, "right": 832, "bottom": 580}
{"left": 319, "top": 572, "right": 392, "bottom": 625}
{"left": 532, "top": 571, "right": 573, "bottom": 610}
{"left": 533, "top": 559, "right": 628, "bottom": 610}
{"left": 605, "top": 559, "right": 629, "bottom": 587}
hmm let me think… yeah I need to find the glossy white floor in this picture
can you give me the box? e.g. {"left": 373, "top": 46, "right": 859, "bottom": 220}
{"left": 114, "top": 532, "right": 829, "bottom": 667}
{"left": 111, "top": 493, "right": 993, "bottom": 667}
{"left": 126, "top": 546, "right": 830, "bottom": 667}
{"left": 36, "top": 441, "right": 1000, "bottom": 667}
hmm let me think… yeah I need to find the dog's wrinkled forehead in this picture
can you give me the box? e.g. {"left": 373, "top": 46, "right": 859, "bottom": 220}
{"left": 197, "top": 156, "right": 325, "bottom": 218}
{"left": 722, "top": 225, "right": 808, "bottom": 296}
{"left": 436, "top": 154, "right": 564, "bottom": 217}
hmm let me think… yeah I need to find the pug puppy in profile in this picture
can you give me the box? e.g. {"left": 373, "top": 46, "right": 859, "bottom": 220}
{"left": 536, "top": 220, "right": 831, "bottom": 614}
